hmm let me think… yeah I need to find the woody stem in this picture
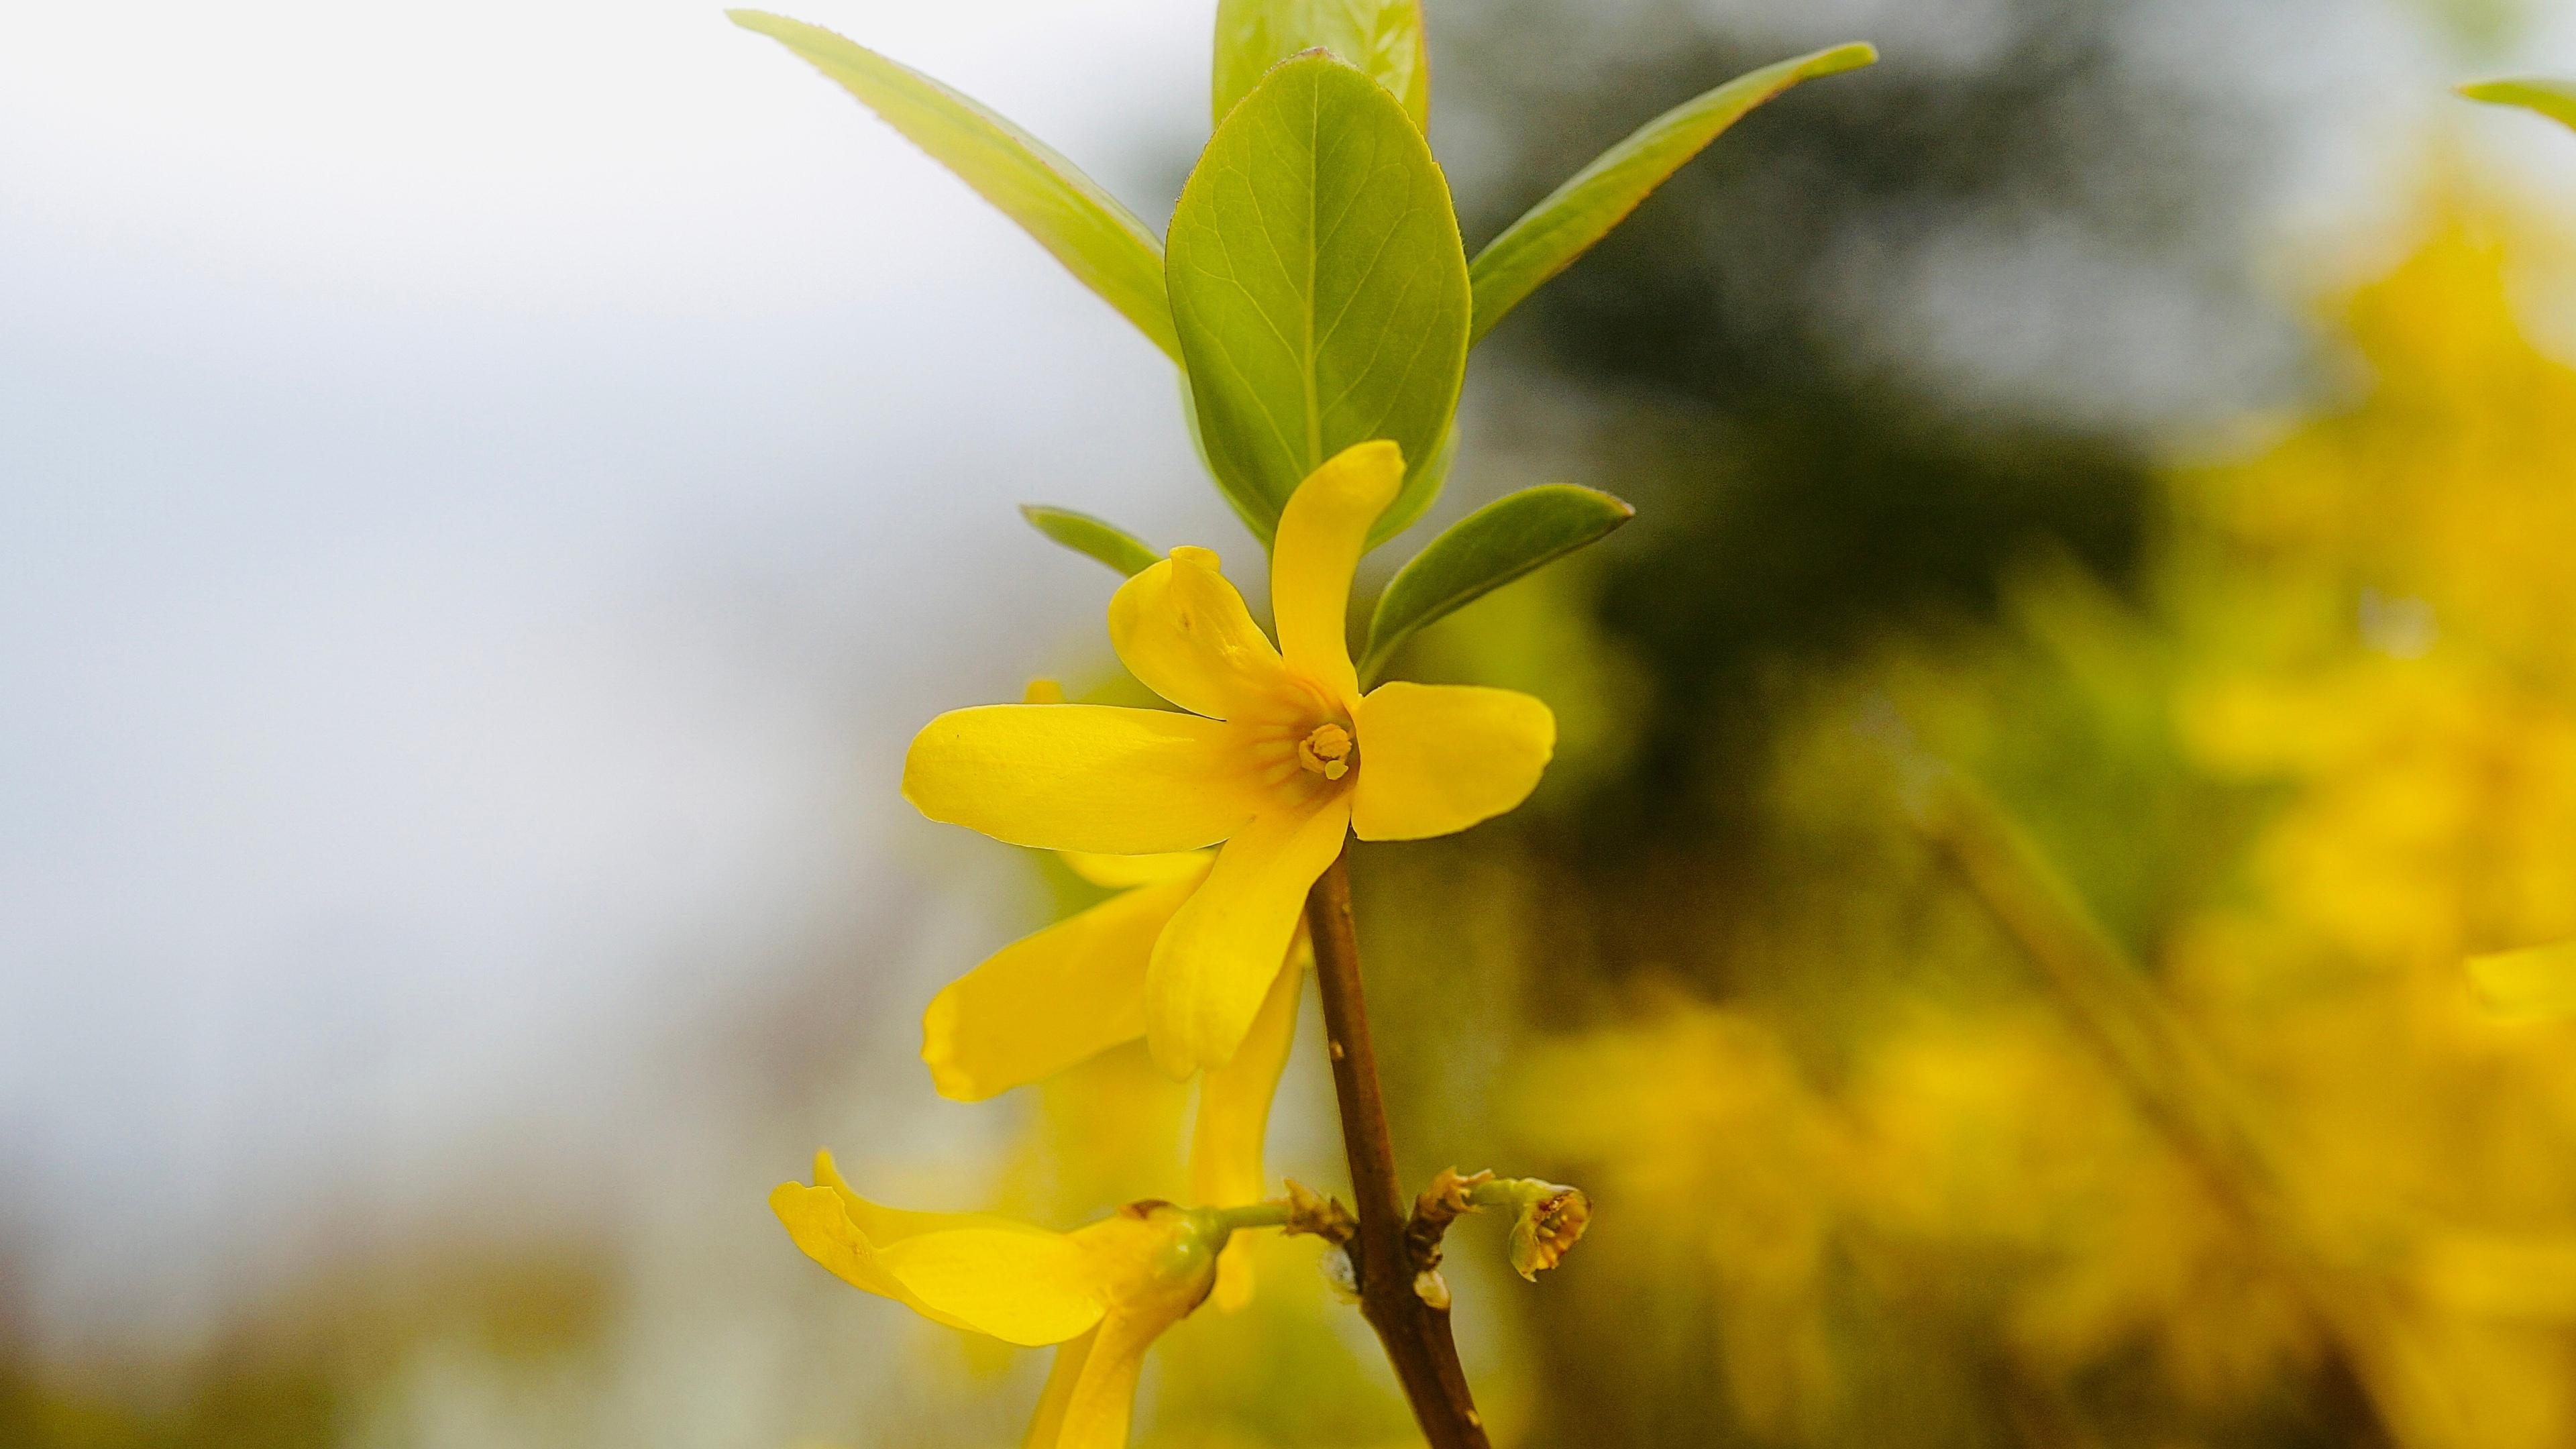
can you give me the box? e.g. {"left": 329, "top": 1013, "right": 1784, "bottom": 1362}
{"left": 1305, "top": 845, "right": 1490, "bottom": 1449}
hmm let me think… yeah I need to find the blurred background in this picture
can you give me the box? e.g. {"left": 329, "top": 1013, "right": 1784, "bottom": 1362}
{"left": 7, "top": 0, "right": 2576, "bottom": 1445}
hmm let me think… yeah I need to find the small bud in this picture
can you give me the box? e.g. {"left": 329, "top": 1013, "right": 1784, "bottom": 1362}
{"left": 1501, "top": 1184, "right": 1591, "bottom": 1281}
{"left": 1320, "top": 1244, "right": 1361, "bottom": 1302}
{"left": 1413, "top": 1268, "right": 1452, "bottom": 1311}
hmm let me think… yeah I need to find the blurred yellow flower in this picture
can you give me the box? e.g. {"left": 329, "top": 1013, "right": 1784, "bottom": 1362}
{"left": 904, "top": 439, "right": 1556, "bottom": 1078}
{"left": 771, "top": 1150, "right": 1228, "bottom": 1449}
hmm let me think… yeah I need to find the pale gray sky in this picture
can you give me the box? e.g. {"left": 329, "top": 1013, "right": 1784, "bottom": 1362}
{"left": 0, "top": 0, "right": 1240, "bottom": 1344}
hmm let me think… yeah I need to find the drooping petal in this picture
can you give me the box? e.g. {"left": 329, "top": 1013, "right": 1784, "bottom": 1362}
{"left": 1061, "top": 849, "right": 1214, "bottom": 889}
{"left": 1146, "top": 794, "right": 1352, "bottom": 1077}
{"left": 769, "top": 1175, "right": 1103, "bottom": 1345}
{"left": 904, "top": 704, "right": 1263, "bottom": 853}
{"left": 922, "top": 873, "right": 1205, "bottom": 1102}
{"left": 876, "top": 1228, "right": 1113, "bottom": 1346}
{"left": 1108, "top": 547, "right": 1287, "bottom": 720}
{"left": 1352, "top": 682, "right": 1556, "bottom": 841}
{"left": 1191, "top": 941, "right": 1306, "bottom": 1310}
{"left": 1021, "top": 1327, "right": 1097, "bottom": 1449}
{"left": 1271, "top": 441, "right": 1404, "bottom": 706}
{"left": 1049, "top": 1303, "right": 1163, "bottom": 1449}
{"left": 1000, "top": 1207, "right": 1222, "bottom": 1447}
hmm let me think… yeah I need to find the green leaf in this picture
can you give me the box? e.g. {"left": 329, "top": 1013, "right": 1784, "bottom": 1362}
{"left": 1467, "top": 42, "right": 1878, "bottom": 344}
{"left": 730, "top": 10, "right": 1179, "bottom": 360}
{"left": 1212, "top": 0, "right": 1429, "bottom": 131}
{"left": 2470, "top": 940, "right": 2576, "bottom": 1019}
{"left": 1359, "top": 484, "right": 1633, "bottom": 682}
{"left": 1020, "top": 505, "right": 1162, "bottom": 576}
{"left": 1167, "top": 53, "right": 1472, "bottom": 546}
{"left": 2460, "top": 77, "right": 2576, "bottom": 133}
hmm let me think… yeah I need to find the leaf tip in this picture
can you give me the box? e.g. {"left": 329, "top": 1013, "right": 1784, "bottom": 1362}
{"left": 1813, "top": 41, "right": 1880, "bottom": 76}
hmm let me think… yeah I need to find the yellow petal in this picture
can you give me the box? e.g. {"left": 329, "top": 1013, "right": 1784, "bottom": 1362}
{"left": 1049, "top": 1305, "right": 1161, "bottom": 1449}
{"left": 904, "top": 704, "right": 1263, "bottom": 853}
{"left": 1060, "top": 849, "right": 1214, "bottom": 889}
{"left": 1023, "top": 678, "right": 1068, "bottom": 705}
{"left": 1021, "top": 1328, "right": 1097, "bottom": 1449}
{"left": 812, "top": 1148, "right": 1051, "bottom": 1245}
{"left": 876, "top": 1229, "right": 1110, "bottom": 1346}
{"left": 1043, "top": 1208, "right": 1222, "bottom": 1441}
{"left": 771, "top": 1181, "right": 916, "bottom": 1305}
{"left": 922, "top": 873, "right": 1204, "bottom": 1102}
{"left": 771, "top": 1179, "right": 1099, "bottom": 1344}
{"left": 1146, "top": 796, "right": 1351, "bottom": 1077}
{"left": 1193, "top": 943, "right": 1306, "bottom": 1310}
{"left": 1352, "top": 682, "right": 1556, "bottom": 841}
{"left": 1271, "top": 441, "right": 1403, "bottom": 706}
{"left": 1108, "top": 547, "right": 1286, "bottom": 720}
{"left": 1191, "top": 947, "right": 1304, "bottom": 1207}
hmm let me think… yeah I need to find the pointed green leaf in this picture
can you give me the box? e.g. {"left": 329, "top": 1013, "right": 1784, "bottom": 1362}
{"left": 2460, "top": 77, "right": 2576, "bottom": 132}
{"left": 1213, "top": 0, "right": 1429, "bottom": 131}
{"left": 1167, "top": 53, "right": 1471, "bottom": 547}
{"left": 2471, "top": 940, "right": 2576, "bottom": 1019}
{"left": 730, "top": 10, "right": 1179, "bottom": 360}
{"left": 1360, "top": 484, "right": 1634, "bottom": 682}
{"left": 1468, "top": 42, "right": 1877, "bottom": 344}
{"left": 1020, "top": 505, "right": 1162, "bottom": 576}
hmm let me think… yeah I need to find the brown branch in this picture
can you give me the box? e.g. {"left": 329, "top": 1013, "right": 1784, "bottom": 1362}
{"left": 1305, "top": 846, "right": 1491, "bottom": 1449}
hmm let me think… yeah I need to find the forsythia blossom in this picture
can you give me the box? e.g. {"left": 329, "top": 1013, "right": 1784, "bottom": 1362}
{"left": 772, "top": 1150, "right": 1231, "bottom": 1449}
{"left": 922, "top": 689, "right": 1307, "bottom": 1309}
{"left": 904, "top": 440, "right": 1558, "bottom": 1081}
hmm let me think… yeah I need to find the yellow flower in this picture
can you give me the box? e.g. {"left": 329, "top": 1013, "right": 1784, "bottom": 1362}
{"left": 921, "top": 731, "right": 1306, "bottom": 1309}
{"left": 904, "top": 440, "right": 1557, "bottom": 1078}
{"left": 771, "top": 1150, "right": 1227, "bottom": 1449}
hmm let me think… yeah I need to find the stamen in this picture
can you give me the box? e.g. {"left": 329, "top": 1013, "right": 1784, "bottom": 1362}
{"left": 1296, "top": 722, "right": 1357, "bottom": 781}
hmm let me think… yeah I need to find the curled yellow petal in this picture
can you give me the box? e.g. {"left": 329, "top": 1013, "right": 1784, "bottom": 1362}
{"left": 1146, "top": 796, "right": 1352, "bottom": 1077}
{"left": 769, "top": 1172, "right": 1104, "bottom": 1346}
{"left": 1108, "top": 547, "right": 1285, "bottom": 720}
{"left": 1193, "top": 944, "right": 1306, "bottom": 1310}
{"left": 904, "top": 703, "right": 1263, "bottom": 853}
{"left": 1272, "top": 441, "right": 1403, "bottom": 706}
{"left": 812, "top": 1148, "right": 1049, "bottom": 1246}
{"left": 923, "top": 873, "right": 1205, "bottom": 1101}
{"left": 1351, "top": 682, "right": 1556, "bottom": 841}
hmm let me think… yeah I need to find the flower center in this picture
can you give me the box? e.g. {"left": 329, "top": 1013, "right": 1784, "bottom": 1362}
{"left": 1295, "top": 722, "right": 1356, "bottom": 781}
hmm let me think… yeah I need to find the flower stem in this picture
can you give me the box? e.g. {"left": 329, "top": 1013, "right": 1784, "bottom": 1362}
{"left": 1203, "top": 1201, "right": 1294, "bottom": 1236}
{"left": 1304, "top": 845, "right": 1491, "bottom": 1449}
